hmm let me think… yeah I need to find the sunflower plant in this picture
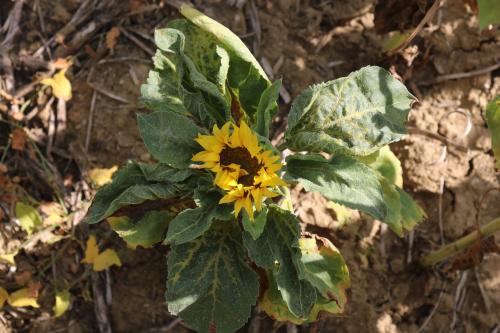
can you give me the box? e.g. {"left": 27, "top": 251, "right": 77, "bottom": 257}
{"left": 85, "top": 5, "right": 425, "bottom": 333}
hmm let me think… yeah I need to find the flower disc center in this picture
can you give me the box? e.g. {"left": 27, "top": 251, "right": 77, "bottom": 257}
{"left": 219, "top": 147, "right": 261, "bottom": 186}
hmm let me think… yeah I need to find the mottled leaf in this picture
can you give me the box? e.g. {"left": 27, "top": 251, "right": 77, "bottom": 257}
{"left": 285, "top": 154, "right": 387, "bottom": 220}
{"left": 15, "top": 202, "right": 42, "bottom": 235}
{"left": 260, "top": 236, "right": 350, "bottom": 324}
{"left": 138, "top": 111, "right": 203, "bottom": 168}
{"left": 108, "top": 211, "right": 172, "bottom": 248}
{"left": 485, "top": 96, "right": 500, "bottom": 168}
{"left": 167, "top": 221, "right": 259, "bottom": 333}
{"left": 285, "top": 66, "right": 415, "bottom": 156}
{"left": 255, "top": 79, "right": 281, "bottom": 138}
{"left": 179, "top": 6, "right": 270, "bottom": 117}
{"left": 243, "top": 205, "right": 316, "bottom": 318}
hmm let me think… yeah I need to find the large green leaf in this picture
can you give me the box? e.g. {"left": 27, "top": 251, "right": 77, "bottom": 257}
{"left": 285, "top": 153, "right": 387, "bottom": 220}
{"left": 167, "top": 221, "right": 259, "bottom": 333}
{"left": 478, "top": 0, "right": 500, "bottom": 29}
{"left": 486, "top": 95, "right": 500, "bottom": 169}
{"left": 164, "top": 192, "right": 232, "bottom": 245}
{"left": 260, "top": 235, "right": 350, "bottom": 324}
{"left": 84, "top": 162, "right": 188, "bottom": 224}
{"left": 243, "top": 205, "right": 316, "bottom": 318}
{"left": 285, "top": 66, "right": 415, "bottom": 156}
{"left": 107, "top": 211, "right": 172, "bottom": 248}
{"left": 137, "top": 111, "right": 203, "bottom": 168}
{"left": 255, "top": 79, "right": 281, "bottom": 138}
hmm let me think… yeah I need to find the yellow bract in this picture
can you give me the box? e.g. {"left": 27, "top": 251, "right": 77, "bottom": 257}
{"left": 192, "top": 121, "right": 286, "bottom": 220}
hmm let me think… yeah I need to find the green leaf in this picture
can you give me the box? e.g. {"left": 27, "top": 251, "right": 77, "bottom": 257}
{"left": 382, "top": 31, "right": 411, "bottom": 52}
{"left": 15, "top": 202, "right": 42, "bottom": 235}
{"left": 285, "top": 66, "right": 415, "bottom": 156}
{"left": 397, "top": 187, "right": 426, "bottom": 232}
{"left": 478, "top": 0, "right": 500, "bottom": 29}
{"left": 108, "top": 211, "right": 172, "bottom": 248}
{"left": 84, "top": 162, "right": 187, "bottom": 224}
{"left": 485, "top": 95, "right": 500, "bottom": 169}
{"left": 260, "top": 236, "right": 350, "bottom": 324}
{"left": 167, "top": 221, "right": 259, "bottom": 333}
{"left": 379, "top": 178, "right": 425, "bottom": 236}
{"left": 164, "top": 192, "right": 232, "bottom": 245}
{"left": 255, "top": 79, "right": 281, "bottom": 138}
{"left": 243, "top": 205, "right": 316, "bottom": 318}
{"left": 285, "top": 154, "right": 387, "bottom": 220}
{"left": 242, "top": 206, "right": 268, "bottom": 240}
{"left": 137, "top": 111, "right": 203, "bottom": 168}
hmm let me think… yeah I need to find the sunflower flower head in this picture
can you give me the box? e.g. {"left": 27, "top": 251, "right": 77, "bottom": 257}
{"left": 192, "top": 121, "right": 286, "bottom": 220}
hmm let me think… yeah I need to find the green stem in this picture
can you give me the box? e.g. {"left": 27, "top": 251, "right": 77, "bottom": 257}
{"left": 420, "top": 217, "right": 500, "bottom": 267}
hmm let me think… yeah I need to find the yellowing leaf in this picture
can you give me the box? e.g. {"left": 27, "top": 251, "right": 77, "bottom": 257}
{"left": 41, "top": 68, "right": 72, "bottom": 101}
{"left": 93, "top": 249, "right": 122, "bottom": 271}
{"left": 15, "top": 202, "right": 42, "bottom": 235}
{"left": 81, "top": 235, "right": 121, "bottom": 271}
{"left": 81, "top": 235, "right": 99, "bottom": 264}
{"left": 53, "top": 290, "right": 71, "bottom": 317}
{"left": 0, "top": 287, "right": 8, "bottom": 309}
{"left": 382, "top": 30, "right": 411, "bottom": 52}
{"left": 8, "top": 288, "right": 40, "bottom": 308}
{"left": 88, "top": 166, "right": 118, "bottom": 187}
{"left": 0, "top": 251, "right": 17, "bottom": 266}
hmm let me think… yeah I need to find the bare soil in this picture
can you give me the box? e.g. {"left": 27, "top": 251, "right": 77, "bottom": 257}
{"left": 1, "top": 0, "right": 499, "bottom": 332}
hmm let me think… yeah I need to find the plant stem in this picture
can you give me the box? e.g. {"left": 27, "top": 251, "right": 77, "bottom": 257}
{"left": 420, "top": 217, "right": 500, "bottom": 267}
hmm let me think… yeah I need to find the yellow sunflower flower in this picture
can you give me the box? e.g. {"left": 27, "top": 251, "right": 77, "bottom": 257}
{"left": 192, "top": 121, "right": 286, "bottom": 220}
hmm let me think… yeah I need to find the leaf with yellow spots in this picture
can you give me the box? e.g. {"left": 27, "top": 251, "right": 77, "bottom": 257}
{"left": 53, "top": 290, "right": 71, "bottom": 317}
{"left": 41, "top": 68, "right": 72, "bottom": 101}
{"left": 8, "top": 288, "right": 40, "bottom": 308}
{"left": 88, "top": 166, "right": 118, "bottom": 187}
{"left": 81, "top": 235, "right": 121, "bottom": 271}
{"left": 0, "top": 287, "right": 8, "bottom": 309}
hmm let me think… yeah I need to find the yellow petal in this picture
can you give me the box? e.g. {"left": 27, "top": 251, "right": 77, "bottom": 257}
{"left": 8, "top": 288, "right": 39, "bottom": 308}
{"left": 41, "top": 68, "right": 72, "bottom": 101}
{"left": 234, "top": 199, "right": 244, "bottom": 218}
{"left": 93, "top": 249, "right": 122, "bottom": 271}
{"left": 195, "top": 135, "right": 223, "bottom": 152}
{"left": 251, "top": 188, "right": 263, "bottom": 211}
{"left": 192, "top": 151, "right": 220, "bottom": 162}
{"left": 0, "top": 287, "right": 8, "bottom": 309}
{"left": 243, "top": 195, "right": 254, "bottom": 220}
{"left": 81, "top": 235, "right": 98, "bottom": 264}
{"left": 219, "top": 193, "right": 237, "bottom": 204}
{"left": 53, "top": 290, "right": 71, "bottom": 317}
{"left": 88, "top": 165, "right": 118, "bottom": 187}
